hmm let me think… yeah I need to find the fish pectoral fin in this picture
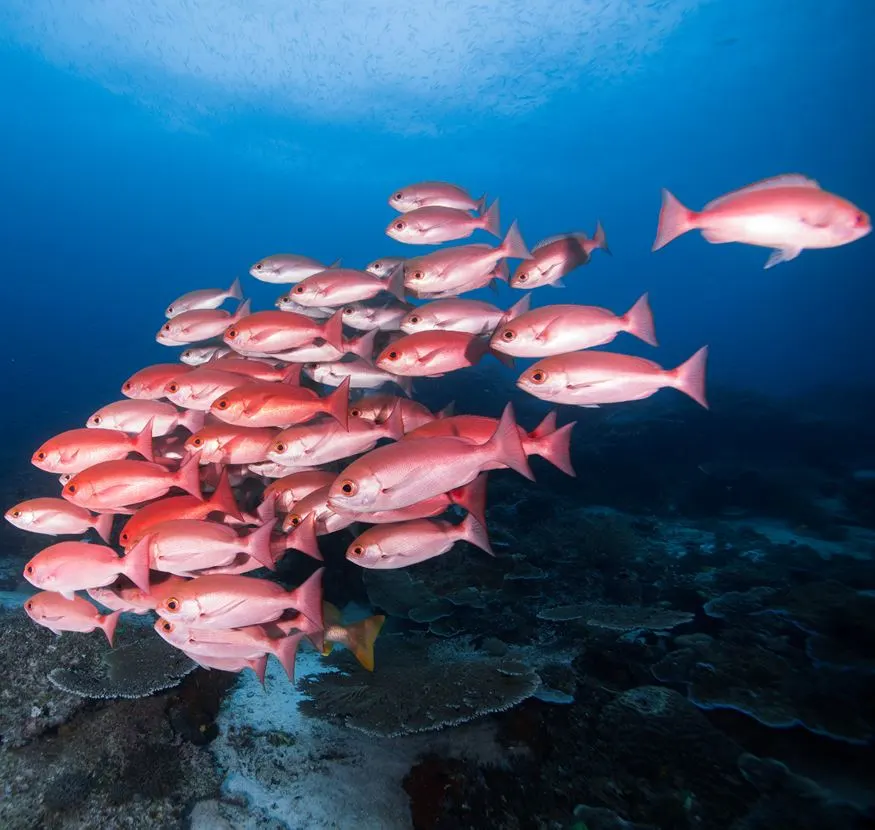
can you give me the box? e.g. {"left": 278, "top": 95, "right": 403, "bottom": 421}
{"left": 547, "top": 278, "right": 566, "bottom": 288}
{"left": 764, "top": 247, "right": 802, "bottom": 269}
{"left": 59, "top": 591, "right": 76, "bottom": 601}
{"left": 800, "top": 213, "right": 832, "bottom": 229}
{"left": 415, "top": 348, "right": 445, "bottom": 365}
{"left": 534, "top": 319, "right": 563, "bottom": 342}
{"left": 204, "top": 597, "right": 248, "bottom": 620}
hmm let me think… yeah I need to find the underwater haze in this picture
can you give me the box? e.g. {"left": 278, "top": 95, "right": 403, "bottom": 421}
{"left": 1, "top": 1, "right": 875, "bottom": 829}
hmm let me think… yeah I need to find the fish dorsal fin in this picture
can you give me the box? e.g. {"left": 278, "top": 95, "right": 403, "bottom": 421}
{"left": 532, "top": 232, "right": 589, "bottom": 252}
{"left": 704, "top": 174, "right": 820, "bottom": 211}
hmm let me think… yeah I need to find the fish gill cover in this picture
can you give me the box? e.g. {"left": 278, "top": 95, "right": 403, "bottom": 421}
{"left": 1, "top": 1, "right": 874, "bottom": 829}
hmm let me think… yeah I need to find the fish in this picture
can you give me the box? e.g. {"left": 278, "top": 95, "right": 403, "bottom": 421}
{"left": 404, "top": 411, "right": 576, "bottom": 477}
{"left": 209, "top": 376, "right": 350, "bottom": 430}
{"left": 206, "top": 358, "right": 297, "bottom": 384}
{"left": 156, "top": 300, "right": 251, "bottom": 345}
{"left": 288, "top": 266, "right": 404, "bottom": 308}
{"left": 23, "top": 539, "right": 151, "bottom": 598}
{"left": 32, "top": 423, "right": 154, "bottom": 474}
{"left": 268, "top": 402, "right": 403, "bottom": 467}
{"left": 304, "top": 357, "right": 412, "bottom": 396}
{"left": 154, "top": 618, "right": 303, "bottom": 682}
{"left": 155, "top": 568, "right": 324, "bottom": 630}
{"left": 365, "top": 257, "right": 407, "bottom": 278}
{"left": 250, "top": 254, "right": 339, "bottom": 284}
{"left": 180, "top": 345, "right": 233, "bottom": 366}
{"left": 411, "top": 260, "right": 510, "bottom": 300}
{"left": 403, "top": 221, "right": 530, "bottom": 294}
{"left": 5, "top": 497, "right": 114, "bottom": 543}
{"left": 327, "top": 404, "right": 533, "bottom": 513}
{"left": 516, "top": 347, "right": 709, "bottom": 408}
{"left": 163, "top": 368, "right": 250, "bottom": 411}
{"left": 246, "top": 461, "right": 316, "bottom": 480}
{"left": 282, "top": 487, "right": 354, "bottom": 536}
{"left": 389, "top": 181, "right": 485, "bottom": 214}
{"left": 349, "top": 394, "right": 437, "bottom": 432}
{"left": 347, "top": 513, "right": 492, "bottom": 569}
{"left": 274, "top": 294, "right": 335, "bottom": 317}
{"left": 376, "top": 330, "right": 512, "bottom": 377}
{"left": 166, "top": 278, "right": 243, "bottom": 318}
{"left": 222, "top": 309, "right": 344, "bottom": 355}
{"left": 264, "top": 471, "right": 338, "bottom": 513}
{"left": 652, "top": 174, "right": 871, "bottom": 268}
{"left": 386, "top": 201, "right": 500, "bottom": 245}
{"left": 62, "top": 454, "right": 202, "bottom": 510}
{"left": 264, "top": 329, "right": 377, "bottom": 364}
{"left": 490, "top": 294, "right": 658, "bottom": 357}
{"left": 286, "top": 602, "right": 384, "bottom": 671}
{"left": 87, "top": 574, "right": 187, "bottom": 614}
{"left": 400, "top": 298, "right": 505, "bottom": 336}
{"left": 122, "top": 364, "right": 193, "bottom": 400}
{"left": 87, "top": 400, "right": 203, "bottom": 436}
{"left": 341, "top": 298, "right": 411, "bottom": 332}
{"left": 184, "top": 425, "right": 279, "bottom": 465}
{"left": 510, "top": 223, "right": 610, "bottom": 289}
{"left": 24, "top": 592, "right": 122, "bottom": 645}
{"left": 185, "top": 652, "right": 268, "bottom": 683}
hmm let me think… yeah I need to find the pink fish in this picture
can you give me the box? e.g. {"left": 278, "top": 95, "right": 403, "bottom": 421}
{"left": 653, "top": 174, "right": 871, "bottom": 268}
{"left": 288, "top": 267, "right": 404, "bottom": 308}
{"left": 24, "top": 591, "right": 122, "bottom": 645}
{"left": 328, "top": 404, "right": 533, "bottom": 513}
{"left": 386, "top": 201, "right": 500, "bottom": 245}
{"left": 410, "top": 260, "right": 510, "bottom": 300}
{"left": 347, "top": 513, "right": 492, "bottom": 569}
{"left": 166, "top": 278, "right": 242, "bottom": 318}
{"left": 517, "top": 347, "right": 709, "bottom": 409}
{"left": 376, "top": 330, "right": 511, "bottom": 377}
{"left": 304, "top": 357, "right": 412, "bottom": 397}
{"left": 264, "top": 471, "right": 338, "bottom": 513}
{"left": 349, "top": 394, "right": 437, "bottom": 432}
{"left": 185, "top": 425, "right": 279, "bottom": 465}
{"left": 400, "top": 298, "right": 505, "bottom": 337}
{"left": 157, "top": 300, "right": 251, "bottom": 345}
{"left": 87, "top": 400, "right": 203, "bottom": 436}
{"left": 510, "top": 223, "right": 610, "bottom": 289}
{"left": 205, "top": 357, "right": 296, "bottom": 384}
{"left": 87, "top": 574, "right": 188, "bottom": 614}
{"left": 155, "top": 569, "right": 324, "bottom": 630}
{"left": 164, "top": 368, "right": 249, "bottom": 411}
{"left": 180, "top": 345, "right": 233, "bottom": 365}
{"left": 356, "top": 474, "right": 489, "bottom": 526}
{"left": 122, "top": 364, "right": 193, "bottom": 400}
{"left": 340, "top": 300, "right": 410, "bottom": 332}
{"left": 223, "top": 310, "right": 343, "bottom": 355}
{"left": 265, "top": 329, "right": 377, "bottom": 365}
{"left": 33, "top": 424, "right": 154, "bottom": 473}
{"left": 491, "top": 294, "right": 657, "bottom": 358}
{"left": 23, "top": 539, "right": 151, "bottom": 598}
{"left": 365, "top": 257, "right": 407, "bottom": 278}
{"left": 389, "top": 181, "right": 485, "bottom": 213}
{"left": 5, "top": 497, "right": 114, "bottom": 542}
{"left": 282, "top": 488, "right": 354, "bottom": 536}
{"left": 249, "top": 254, "right": 338, "bottom": 284}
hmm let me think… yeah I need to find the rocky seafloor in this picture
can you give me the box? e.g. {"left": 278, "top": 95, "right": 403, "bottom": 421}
{"left": 1, "top": 379, "right": 874, "bottom": 830}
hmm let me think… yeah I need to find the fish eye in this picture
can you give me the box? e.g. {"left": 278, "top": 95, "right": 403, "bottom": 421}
{"left": 25, "top": 565, "right": 33, "bottom": 574}
{"left": 412, "top": 271, "right": 424, "bottom": 280}
{"left": 226, "top": 328, "right": 237, "bottom": 339}
{"left": 351, "top": 545, "right": 364, "bottom": 556}
{"left": 120, "top": 531, "right": 129, "bottom": 543}
{"left": 409, "top": 315, "right": 420, "bottom": 324}
{"left": 192, "top": 437, "right": 203, "bottom": 447}
{"left": 165, "top": 598, "right": 179, "bottom": 612}
{"left": 280, "top": 296, "right": 290, "bottom": 304}
{"left": 161, "top": 620, "right": 173, "bottom": 632}
{"left": 294, "top": 285, "right": 305, "bottom": 294}
{"left": 215, "top": 399, "right": 229, "bottom": 410}
{"left": 255, "top": 263, "right": 263, "bottom": 270}
{"left": 394, "top": 222, "right": 405, "bottom": 231}
{"left": 373, "top": 262, "right": 382, "bottom": 269}
{"left": 123, "top": 382, "right": 132, "bottom": 391}
{"left": 394, "top": 193, "right": 403, "bottom": 200}
{"left": 163, "top": 323, "right": 171, "bottom": 331}
{"left": 502, "top": 329, "right": 516, "bottom": 341}
{"left": 350, "top": 408, "right": 362, "bottom": 417}
{"left": 11, "top": 510, "right": 21, "bottom": 518}
{"left": 36, "top": 451, "right": 46, "bottom": 461}
{"left": 167, "top": 383, "right": 179, "bottom": 393}
{"left": 530, "top": 370, "right": 547, "bottom": 384}
{"left": 288, "top": 514, "right": 302, "bottom": 527}
{"left": 386, "top": 351, "right": 399, "bottom": 361}
{"left": 274, "top": 442, "right": 287, "bottom": 454}
{"left": 517, "top": 273, "right": 528, "bottom": 283}
{"left": 855, "top": 212, "right": 868, "bottom": 227}
{"left": 25, "top": 600, "right": 32, "bottom": 610}
{"left": 66, "top": 484, "right": 77, "bottom": 494}
{"left": 92, "top": 416, "right": 101, "bottom": 425}
{"left": 339, "top": 479, "right": 357, "bottom": 496}
{"left": 343, "top": 307, "right": 354, "bottom": 315}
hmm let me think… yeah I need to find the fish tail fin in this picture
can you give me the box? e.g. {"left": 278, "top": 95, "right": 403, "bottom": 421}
{"left": 671, "top": 346, "right": 709, "bottom": 409}
{"left": 489, "top": 345, "right": 515, "bottom": 369}
{"left": 272, "top": 632, "right": 303, "bottom": 683}
{"left": 592, "top": 220, "right": 611, "bottom": 255}
{"left": 622, "top": 292, "right": 658, "bottom": 347}
{"left": 227, "top": 276, "right": 243, "bottom": 301}
{"left": 450, "top": 472, "right": 488, "bottom": 527}
{"left": 123, "top": 536, "right": 152, "bottom": 594}
{"left": 132, "top": 418, "right": 154, "bottom": 462}
{"left": 385, "top": 263, "right": 406, "bottom": 301}
{"left": 322, "top": 308, "right": 345, "bottom": 353}
{"left": 207, "top": 467, "right": 242, "bottom": 520}
{"left": 345, "top": 615, "right": 386, "bottom": 671}
{"left": 282, "top": 364, "right": 302, "bottom": 385}
{"left": 487, "top": 403, "right": 535, "bottom": 481}
{"left": 437, "top": 401, "right": 455, "bottom": 420}
{"left": 324, "top": 377, "right": 350, "bottom": 430}
{"left": 529, "top": 410, "right": 558, "bottom": 439}
{"left": 174, "top": 452, "right": 203, "bottom": 499}
{"left": 382, "top": 401, "right": 406, "bottom": 441}
{"left": 532, "top": 421, "right": 577, "bottom": 477}
{"left": 475, "top": 193, "right": 487, "bottom": 214}
{"left": 653, "top": 189, "right": 695, "bottom": 251}
{"left": 181, "top": 409, "right": 206, "bottom": 434}
{"left": 482, "top": 198, "right": 501, "bottom": 237}
{"left": 244, "top": 519, "right": 278, "bottom": 571}
{"left": 350, "top": 329, "right": 378, "bottom": 363}
{"left": 287, "top": 512, "right": 323, "bottom": 561}
{"left": 501, "top": 220, "right": 531, "bottom": 260}
{"left": 504, "top": 292, "right": 531, "bottom": 322}
{"left": 92, "top": 512, "right": 114, "bottom": 544}
{"left": 395, "top": 376, "right": 413, "bottom": 397}
{"left": 459, "top": 512, "right": 494, "bottom": 555}
{"left": 100, "top": 609, "right": 123, "bottom": 646}
{"left": 233, "top": 298, "right": 252, "bottom": 321}
{"left": 492, "top": 260, "right": 510, "bottom": 284}
{"left": 291, "top": 567, "right": 325, "bottom": 629}
{"left": 249, "top": 655, "right": 268, "bottom": 685}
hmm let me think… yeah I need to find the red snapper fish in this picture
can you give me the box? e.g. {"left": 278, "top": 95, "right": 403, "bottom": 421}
{"left": 328, "top": 404, "right": 533, "bottom": 513}
{"left": 180, "top": 345, "right": 232, "bottom": 365}
{"left": 249, "top": 254, "right": 339, "bottom": 284}
{"left": 88, "top": 574, "right": 188, "bottom": 614}
{"left": 33, "top": 424, "right": 154, "bottom": 473}
{"left": 376, "top": 330, "right": 511, "bottom": 377}
{"left": 23, "top": 539, "right": 151, "bottom": 598}
{"left": 264, "top": 471, "right": 338, "bottom": 513}
{"left": 288, "top": 266, "right": 404, "bottom": 308}
{"left": 155, "top": 569, "right": 324, "bottom": 630}
{"left": 349, "top": 394, "right": 437, "bottom": 432}
{"left": 164, "top": 368, "right": 249, "bottom": 411}
{"left": 87, "top": 400, "right": 202, "bottom": 436}
{"left": 122, "top": 364, "right": 193, "bottom": 400}
{"left": 24, "top": 592, "right": 122, "bottom": 645}
{"left": 386, "top": 201, "right": 500, "bottom": 245}
{"left": 347, "top": 513, "right": 492, "bottom": 569}
{"left": 510, "top": 223, "right": 610, "bottom": 289}
{"left": 517, "top": 348, "right": 709, "bottom": 409}
{"left": 490, "top": 294, "right": 657, "bottom": 358}
{"left": 652, "top": 174, "right": 871, "bottom": 268}
{"left": 157, "top": 300, "right": 250, "bottom": 345}
{"left": 275, "top": 294, "right": 335, "bottom": 317}
{"left": 185, "top": 425, "right": 279, "bottom": 465}
{"left": 166, "top": 278, "right": 242, "bottom": 318}
{"left": 304, "top": 357, "right": 412, "bottom": 396}
{"left": 400, "top": 298, "right": 506, "bottom": 337}
{"left": 223, "top": 310, "right": 343, "bottom": 355}
{"left": 366, "top": 257, "right": 406, "bottom": 278}
{"left": 5, "top": 497, "right": 113, "bottom": 543}
{"left": 389, "top": 181, "right": 485, "bottom": 214}
{"left": 340, "top": 299, "right": 410, "bottom": 332}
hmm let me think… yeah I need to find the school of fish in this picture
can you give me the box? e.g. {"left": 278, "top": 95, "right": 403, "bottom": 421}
{"left": 6, "top": 175, "right": 869, "bottom": 685}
